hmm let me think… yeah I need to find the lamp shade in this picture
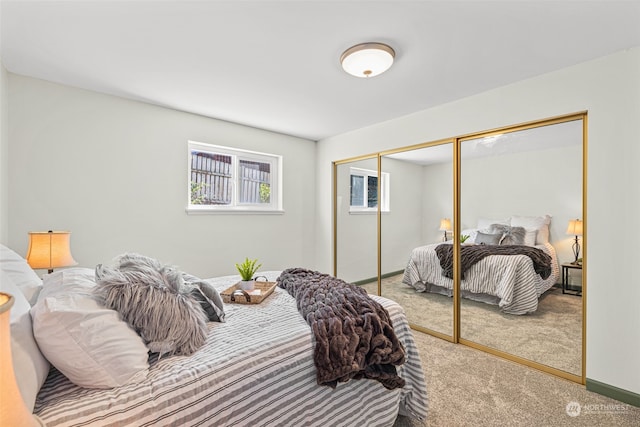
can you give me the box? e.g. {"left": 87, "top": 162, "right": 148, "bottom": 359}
{"left": 566, "top": 219, "right": 583, "bottom": 236}
{"left": 0, "top": 293, "right": 42, "bottom": 426}
{"left": 340, "top": 42, "right": 395, "bottom": 78}
{"left": 26, "top": 231, "right": 77, "bottom": 271}
{"left": 439, "top": 218, "right": 452, "bottom": 232}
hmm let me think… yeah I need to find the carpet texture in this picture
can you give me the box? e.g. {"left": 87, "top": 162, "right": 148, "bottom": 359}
{"left": 361, "top": 275, "right": 639, "bottom": 426}
{"left": 393, "top": 332, "right": 640, "bottom": 427}
{"left": 363, "top": 274, "right": 582, "bottom": 375}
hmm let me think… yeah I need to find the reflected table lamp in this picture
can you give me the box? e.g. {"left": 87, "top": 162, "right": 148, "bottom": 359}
{"left": 0, "top": 293, "right": 45, "bottom": 426}
{"left": 566, "top": 219, "right": 583, "bottom": 265}
{"left": 439, "top": 218, "right": 452, "bottom": 242}
{"left": 26, "top": 230, "right": 77, "bottom": 273}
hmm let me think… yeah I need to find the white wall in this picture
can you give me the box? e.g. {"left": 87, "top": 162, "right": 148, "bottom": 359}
{"left": 316, "top": 48, "right": 640, "bottom": 395}
{"left": 7, "top": 74, "right": 317, "bottom": 278}
{"left": 459, "top": 144, "right": 582, "bottom": 264}
{"left": 0, "top": 60, "right": 7, "bottom": 244}
{"left": 335, "top": 156, "right": 427, "bottom": 283}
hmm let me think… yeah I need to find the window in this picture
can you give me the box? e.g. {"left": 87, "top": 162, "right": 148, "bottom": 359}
{"left": 187, "top": 141, "right": 283, "bottom": 213}
{"left": 349, "top": 167, "right": 389, "bottom": 213}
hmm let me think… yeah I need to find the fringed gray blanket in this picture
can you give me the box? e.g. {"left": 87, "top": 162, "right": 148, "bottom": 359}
{"left": 435, "top": 244, "right": 552, "bottom": 280}
{"left": 276, "top": 268, "right": 406, "bottom": 390}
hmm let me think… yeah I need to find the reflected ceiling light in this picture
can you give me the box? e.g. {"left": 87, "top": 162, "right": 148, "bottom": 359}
{"left": 340, "top": 42, "right": 395, "bottom": 78}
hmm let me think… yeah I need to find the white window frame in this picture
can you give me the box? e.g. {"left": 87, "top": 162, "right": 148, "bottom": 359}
{"left": 186, "top": 141, "right": 283, "bottom": 214}
{"left": 349, "top": 167, "right": 390, "bottom": 214}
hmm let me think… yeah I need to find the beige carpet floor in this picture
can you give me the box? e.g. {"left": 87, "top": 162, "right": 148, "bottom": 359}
{"left": 361, "top": 274, "right": 582, "bottom": 376}
{"left": 394, "top": 332, "right": 640, "bottom": 427}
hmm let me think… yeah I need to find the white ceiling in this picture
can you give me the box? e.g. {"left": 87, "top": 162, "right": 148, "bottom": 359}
{"left": 386, "top": 118, "right": 583, "bottom": 165}
{"left": 2, "top": 1, "right": 639, "bottom": 141}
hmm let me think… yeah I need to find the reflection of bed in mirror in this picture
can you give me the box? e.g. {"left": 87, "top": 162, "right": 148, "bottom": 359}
{"left": 402, "top": 215, "right": 560, "bottom": 315}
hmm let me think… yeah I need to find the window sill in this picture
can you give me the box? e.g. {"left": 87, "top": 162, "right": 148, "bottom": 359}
{"left": 186, "top": 207, "right": 285, "bottom": 215}
{"left": 349, "top": 210, "right": 390, "bottom": 215}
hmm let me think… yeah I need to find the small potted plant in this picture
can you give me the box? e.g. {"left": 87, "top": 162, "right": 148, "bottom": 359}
{"left": 460, "top": 234, "right": 470, "bottom": 244}
{"left": 235, "top": 257, "right": 262, "bottom": 291}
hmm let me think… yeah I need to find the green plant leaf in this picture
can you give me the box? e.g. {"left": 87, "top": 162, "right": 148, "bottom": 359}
{"left": 235, "top": 257, "right": 262, "bottom": 281}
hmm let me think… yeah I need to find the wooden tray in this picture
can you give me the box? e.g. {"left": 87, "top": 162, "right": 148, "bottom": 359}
{"left": 221, "top": 281, "right": 277, "bottom": 304}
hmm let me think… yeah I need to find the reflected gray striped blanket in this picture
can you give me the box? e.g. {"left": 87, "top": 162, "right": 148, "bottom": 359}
{"left": 403, "top": 244, "right": 559, "bottom": 315}
{"left": 35, "top": 272, "right": 428, "bottom": 427}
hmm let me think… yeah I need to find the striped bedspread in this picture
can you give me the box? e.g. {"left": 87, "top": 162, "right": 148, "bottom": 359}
{"left": 403, "top": 243, "right": 559, "bottom": 314}
{"left": 34, "top": 272, "right": 428, "bottom": 427}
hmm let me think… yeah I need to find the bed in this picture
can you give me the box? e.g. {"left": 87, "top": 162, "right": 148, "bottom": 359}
{"left": 1, "top": 245, "right": 428, "bottom": 427}
{"left": 402, "top": 215, "right": 560, "bottom": 315}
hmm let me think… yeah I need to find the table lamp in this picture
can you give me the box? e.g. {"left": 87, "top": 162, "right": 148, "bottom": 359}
{"left": 439, "top": 218, "right": 452, "bottom": 242}
{"left": 0, "top": 293, "right": 45, "bottom": 426}
{"left": 26, "top": 231, "right": 77, "bottom": 273}
{"left": 566, "top": 219, "right": 583, "bottom": 264}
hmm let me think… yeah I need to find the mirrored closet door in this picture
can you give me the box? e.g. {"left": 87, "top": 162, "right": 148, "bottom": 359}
{"left": 332, "top": 112, "right": 586, "bottom": 383}
{"left": 334, "top": 156, "right": 379, "bottom": 286}
{"left": 380, "top": 143, "right": 454, "bottom": 339}
{"left": 458, "top": 117, "right": 585, "bottom": 380}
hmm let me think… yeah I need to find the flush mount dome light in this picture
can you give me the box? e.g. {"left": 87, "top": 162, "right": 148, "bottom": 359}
{"left": 340, "top": 42, "right": 395, "bottom": 78}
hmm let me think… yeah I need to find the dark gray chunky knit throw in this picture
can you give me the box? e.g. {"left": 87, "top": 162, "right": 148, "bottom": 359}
{"left": 277, "top": 268, "right": 406, "bottom": 390}
{"left": 435, "top": 244, "right": 552, "bottom": 280}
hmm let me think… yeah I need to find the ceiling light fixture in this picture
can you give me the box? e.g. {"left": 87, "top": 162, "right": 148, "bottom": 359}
{"left": 340, "top": 42, "right": 395, "bottom": 78}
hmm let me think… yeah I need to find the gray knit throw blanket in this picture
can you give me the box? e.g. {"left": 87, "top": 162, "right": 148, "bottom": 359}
{"left": 277, "top": 268, "right": 406, "bottom": 390}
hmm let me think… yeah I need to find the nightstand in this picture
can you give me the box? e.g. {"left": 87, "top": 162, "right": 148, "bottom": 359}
{"left": 561, "top": 263, "right": 582, "bottom": 296}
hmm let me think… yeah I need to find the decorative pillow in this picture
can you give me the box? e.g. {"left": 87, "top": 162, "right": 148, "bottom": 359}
{"left": 524, "top": 230, "right": 538, "bottom": 246}
{"left": 0, "top": 244, "right": 43, "bottom": 305}
{"left": 460, "top": 228, "right": 478, "bottom": 244}
{"left": 31, "top": 268, "right": 149, "bottom": 389}
{"left": 476, "top": 217, "right": 510, "bottom": 232}
{"left": 474, "top": 231, "right": 502, "bottom": 245}
{"left": 511, "top": 215, "right": 552, "bottom": 244}
{"left": 1, "top": 272, "right": 49, "bottom": 412}
{"left": 95, "top": 253, "right": 211, "bottom": 356}
{"left": 489, "top": 224, "right": 526, "bottom": 245}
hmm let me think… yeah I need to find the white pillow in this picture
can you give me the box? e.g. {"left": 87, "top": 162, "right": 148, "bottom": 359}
{"left": 476, "top": 217, "right": 510, "bottom": 232}
{"left": 460, "top": 228, "right": 478, "bottom": 243}
{"left": 0, "top": 244, "right": 42, "bottom": 305}
{"left": 31, "top": 268, "right": 149, "bottom": 389}
{"left": 524, "top": 230, "right": 538, "bottom": 246}
{"left": 0, "top": 271, "right": 49, "bottom": 412}
{"left": 511, "top": 215, "right": 552, "bottom": 245}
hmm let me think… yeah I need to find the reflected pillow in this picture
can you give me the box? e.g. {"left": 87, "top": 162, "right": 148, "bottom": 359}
{"left": 524, "top": 230, "right": 538, "bottom": 246}
{"left": 474, "top": 231, "right": 502, "bottom": 245}
{"left": 460, "top": 228, "right": 478, "bottom": 244}
{"left": 477, "top": 217, "right": 510, "bottom": 232}
{"left": 511, "top": 215, "right": 552, "bottom": 245}
{"left": 489, "top": 224, "right": 527, "bottom": 245}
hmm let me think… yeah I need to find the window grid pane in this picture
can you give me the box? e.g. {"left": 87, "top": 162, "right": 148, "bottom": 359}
{"left": 239, "top": 160, "right": 271, "bottom": 204}
{"left": 350, "top": 175, "right": 365, "bottom": 206}
{"left": 190, "top": 151, "right": 232, "bottom": 205}
{"left": 367, "top": 176, "right": 378, "bottom": 208}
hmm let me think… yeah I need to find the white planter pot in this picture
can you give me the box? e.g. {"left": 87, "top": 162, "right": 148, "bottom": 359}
{"left": 239, "top": 280, "right": 255, "bottom": 291}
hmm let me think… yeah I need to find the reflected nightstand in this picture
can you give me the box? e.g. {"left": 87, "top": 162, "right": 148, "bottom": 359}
{"left": 561, "top": 263, "right": 582, "bottom": 296}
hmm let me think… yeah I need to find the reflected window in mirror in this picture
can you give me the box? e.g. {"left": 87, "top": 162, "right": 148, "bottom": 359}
{"left": 349, "top": 167, "right": 390, "bottom": 213}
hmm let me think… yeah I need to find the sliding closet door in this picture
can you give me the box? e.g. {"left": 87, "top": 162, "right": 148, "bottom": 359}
{"left": 380, "top": 143, "right": 454, "bottom": 339}
{"left": 458, "top": 118, "right": 584, "bottom": 380}
{"left": 334, "top": 156, "right": 379, "bottom": 286}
